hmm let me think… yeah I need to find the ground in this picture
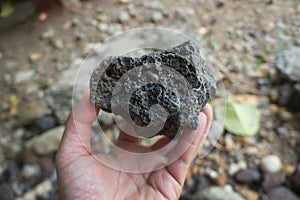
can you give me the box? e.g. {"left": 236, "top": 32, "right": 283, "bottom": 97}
{"left": 0, "top": 0, "right": 300, "bottom": 199}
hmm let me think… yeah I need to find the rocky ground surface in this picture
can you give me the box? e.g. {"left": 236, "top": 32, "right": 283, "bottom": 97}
{"left": 0, "top": 0, "right": 300, "bottom": 199}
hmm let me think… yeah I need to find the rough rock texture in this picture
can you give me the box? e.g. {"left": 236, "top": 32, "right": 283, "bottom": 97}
{"left": 90, "top": 41, "right": 216, "bottom": 138}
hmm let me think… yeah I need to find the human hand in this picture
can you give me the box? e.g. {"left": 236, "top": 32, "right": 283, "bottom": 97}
{"left": 56, "top": 91, "right": 212, "bottom": 200}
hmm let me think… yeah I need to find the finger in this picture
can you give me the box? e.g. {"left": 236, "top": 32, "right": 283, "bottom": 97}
{"left": 166, "top": 104, "right": 213, "bottom": 186}
{"left": 58, "top": 90, "right": 97, "bottom": 156}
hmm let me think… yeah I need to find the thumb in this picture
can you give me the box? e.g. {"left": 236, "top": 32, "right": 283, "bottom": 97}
{"left": 57, "top": 90, "right": 97, "bottom": 159}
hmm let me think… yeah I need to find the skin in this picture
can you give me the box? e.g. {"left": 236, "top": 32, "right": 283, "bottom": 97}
{"left": 56, "top": 91, "right": 213, "bottom": 200}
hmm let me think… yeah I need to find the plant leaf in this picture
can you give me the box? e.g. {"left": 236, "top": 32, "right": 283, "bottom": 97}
{"left": 0, "top": 1, "right": 14, "bottom": 18}
{"left": 224, "top": 100, "right": 260, "bottom": 136}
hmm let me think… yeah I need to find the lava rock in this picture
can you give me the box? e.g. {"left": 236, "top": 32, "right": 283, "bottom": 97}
{"left": 267, "top": 187, "right": 299, "bottom": 200}
{"left": 90, "top": 41, "right": 216, "bottom": 138}
{"left": 234, "top": 168, "right": 261, "bottom": 185}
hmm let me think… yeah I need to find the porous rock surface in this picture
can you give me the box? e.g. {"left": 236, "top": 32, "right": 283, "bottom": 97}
{"left": 90, "top": 41, "right": 216, "bottom": 138}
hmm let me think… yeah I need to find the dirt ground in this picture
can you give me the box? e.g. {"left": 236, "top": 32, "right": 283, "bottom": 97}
{"left": 0, "top": 0, "right": 300, "bottom": 199}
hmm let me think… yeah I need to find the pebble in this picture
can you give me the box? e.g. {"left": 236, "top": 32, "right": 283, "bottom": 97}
{"left": 228, "top": 161, "right": 247, "bottom": 176}
{"left": 262, "top": 173, "right": 285, "bottom": 192}
{"left": 234, "top": 168, "right": 261, "bottom": 185}
{"left": 31, "top": 126, "right": 65, "bottom": 156}
{"left": 118, "top": 11, "right": 130, "bottom": 23}
{"left": 29, "top": 53, "right": 42, "bottom": 62}
{"left": 192, "top": 186, "right": 245, "bottom": 200}
{"left": 40, "top": 28, "right": 55, "bottom": 40}
{"left": 17, "top": 96, "right": 48, "bottom": 125}
{"left": 151, "top": 11, "right": 163, "bottom": 23}
{"left": 0, "top": 183, "right": 14, "bottom": 200}
{"left": 34, "top": 115, "right": 58, "bottom": 133}
{"left": 291, "top": 164, "right": 300, "bottom": 195}
{"left": 21, "top": 164, "right": 41, "bottom": 179}
{"left": 267, "top": 187, "right": 298, "bottom": 200}
{"left": 234, "top": 186, "right": 259, "bottom": 200}
{"left": 15, "top": 70, "right": 35, "bottom": 84}
{"left": 261, "top": 155, "right": 282, "bottom": 173}
{"left": 50, "top": 38, "right": 64, "bottom": 49}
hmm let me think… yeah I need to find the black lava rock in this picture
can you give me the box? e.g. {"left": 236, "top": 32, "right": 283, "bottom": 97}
{"left": 90, "top": 41, "right": 216, "bottom": 138}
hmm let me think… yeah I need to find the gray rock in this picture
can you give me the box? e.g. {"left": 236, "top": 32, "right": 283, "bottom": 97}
{"left": 0, "top": 183, "right": 14, "bottom": 200}
{"left": 192, "top": 186, "right": 245, "bottom": 200}
{"left": 276, "top": 46, "right": 300, "bottom": 90}
{"left": 90, "top": 41, "right": 216, "bottom": 138}
{"left": 151, "top": 12, "right": 163, "bottom": 23}
{"left": 21, "top": 164, "right": 41, "bottom": 179}
{"left": 267, "top": 187, "right": 299, "bottom": 200}
{"left": 34, "top": 115, "right": 58, "bottom": 133}
{"left": 234, "top": 168, "right": 261, "bottom": 185}
{"left": 118, "top": 11, "right": 130, "bottom": 23}
{"left": 15, "top": 70, "right": 35, "bottom": 84}
{"left": 261, "top": 155, "right": 282, "bottom": 173}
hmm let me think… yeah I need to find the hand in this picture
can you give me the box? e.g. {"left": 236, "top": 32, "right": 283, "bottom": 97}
{"left": 56, "top": 91, "right": 212, "bottom": 200}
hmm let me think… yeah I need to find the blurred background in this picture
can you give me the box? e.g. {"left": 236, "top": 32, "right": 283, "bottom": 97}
{"left": 0, "top": 0, "right": 300, "bottom": 199}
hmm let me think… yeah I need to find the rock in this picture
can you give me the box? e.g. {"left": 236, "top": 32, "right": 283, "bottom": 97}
{"left": 216, "top": 0, "right": 226, "bottom": 7}
{"left": 32, "top": 126, "right": 65, "bottom": 156}
{"left": 50, "top": 38, "right": 64, "bottom": 49}
{"left": 98, "top": 110, "right": 115, "bottom": 126}
{"left": 192, "top": 186, "right": 245, "bottom": 200}
{"left": 151, "top": 11, "right": 163, "bottom": 23}
{"left": 40, "top": 28, "right": 55, "bottom": 40}
{"left": 0, "top": 183, "right": 15, "bottom": 200}
{"left": 15, "top": 70, "right": 35, "bottom": 84}
{"left": 90, "top": 41, "right": 216, "bottom": 138}
{"left": 59, "top": 0, "right": 81, "bottom": 8}
{"left": 34, "top": 115, "right": 58, "bottom": 133}
{"left": 261, "top": 155, "right": 282, "bottom": 173}
{"left": 17, "top": 96, "right": 48, "bottom": 125}
{"left": 21, "top": 164, "right": 41, "bottom": 179}
{"left": 118, "top": 11, "right": 130, "bottom": 23}
{"left": 234, "top": 186, "right": 259, "bottom": 200}
{"left": 276, "top": 46, "right": 300, "bottom": 90}
{"left": 21, "top": 126, "right": 64, "bottom": 163}
{"left": 290, "top": 164, "right": 300, "bottom": 195}
{"left": 21, "top": 179, "right": 52, "bottom": 200}
{"left": 267, "top": 187, "right": 298, "bottom": 200}
{"left": 228, "top": 161, "right": 247, "bottom": 176}
{"left": 29, "top": 53, "right": 42, "bottom": 63}
{"left": 262, "top": 173, "right": 285, "bottom": 192}
{"left": 213, "top": 173, "right": 227, "bottom": 187}
{"left": 234, "top": 168, "right": 261, "bottom": 185}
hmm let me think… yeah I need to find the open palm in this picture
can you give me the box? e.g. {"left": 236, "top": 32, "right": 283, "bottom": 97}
{"left": 56, "top": 92, "right": 212, "bottom": 200}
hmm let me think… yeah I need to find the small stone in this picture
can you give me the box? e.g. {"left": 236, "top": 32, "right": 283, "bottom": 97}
{"left": 0, "top": 183, "right": 14, "bottom": 200}
{"left": 228, "top": 161, "right": 247, "bottom": 176}
{"left": 234, "top": 185, "right": 259, "bottom": 200}
{"left": 50, "top": 38, "right": 64, "bottom": 49}
{"left": 98, "top": 110, "right": 115, "bottom": 126}
{"left": 267, "top": 187, "right": 298, "bottom": 200}
{"left": 29, "top": 53, "right": 42, "bottom": 62}
{"left": 262, "top": 173, "right": 285, "bottom": 192}
{"left": 216, "top": 0, "right": 226, "bottom": 7}
{"left": 192, "top": 186, "right": 245, "bottom": 200}
{"left": 40, "top": 28, "right": 55, "bottom": 40}
{"left": 118, "top": 11, "right": 130, "bottom": 23}
{"left": 17, "top": 96, "right": 48, "bottom": 125}
{"left": 21, "top": 179, "right": 52, "bottom": 200}
{"left": 21, "top": 164, "right": 41, "bottom": 179}
{"left": 35, "top": 115, "right": 58, "bottom": 133}
{"left": 291, "top": 164, "right": 300, "bottom": 195}
{"left": 15, "top": 70, "right": 35, "bottom": 84}
{"left": 261, "top": 155, "right": 282, "bottom": 173}
{"left": 214, "top": 173, "right": 227, "bottom": 187}
{"left": 151, "top": 11, "right": 163, "bottom": 23}
{"left": 32, "top": 126, "right": 65, "bottom": 156}
{"left": 234, "top": 168, "right": 261, "bottom": 185}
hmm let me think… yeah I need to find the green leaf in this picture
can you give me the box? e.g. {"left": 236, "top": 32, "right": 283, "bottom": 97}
{"left": 224, "top": 100, "right": 260, "bottom": 136}
{"left": 0, "top": 0, "right": 14, "bottom": 18}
